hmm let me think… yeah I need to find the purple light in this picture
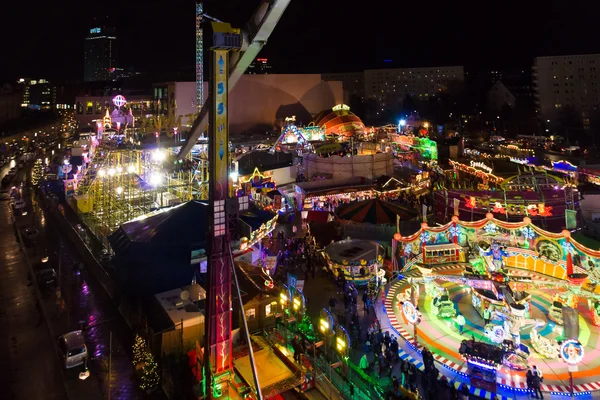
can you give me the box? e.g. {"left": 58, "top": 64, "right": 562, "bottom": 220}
{"left": 112, "top": 95, "right": 127, "bottom": 107}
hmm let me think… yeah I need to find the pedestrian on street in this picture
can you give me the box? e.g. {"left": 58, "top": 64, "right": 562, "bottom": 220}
{"left": 328, "top": 295, "right": 336, "bottom": 312}
{"left": 291, "top": 335, "right": 302, "bottom": 363}
{"left": 526, "top": 369, "right": 535, "bottom": 397}
{"left": 483, "top": 307, "right": 491, "bottom": 326}
{"left": 456, "top": 313, "right": 466, "bottom": 335}
{"left": 359, "top": 354, "right": 369, "bottom": 372}
{"left": 390, "top": 337, "right": 399, "bottom": 362}
{"left": 392, "top": 376, "right": 399, "bottom": 395}
{"left": 532, "top": 370, "right": 544, "bottom": 399}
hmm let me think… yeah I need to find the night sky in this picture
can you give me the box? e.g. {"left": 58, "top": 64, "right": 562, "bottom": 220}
{"left": 1, "top": 0, "right": 599, "bottom": 83}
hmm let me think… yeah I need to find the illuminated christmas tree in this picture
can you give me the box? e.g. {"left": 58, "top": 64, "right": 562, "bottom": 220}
{"left": 31, "top": 159, "right": 43, "bottom": 186}
{"left": 132, "top": 334, "right": 146, "bottom": 366}
{"left": 140, "top": 352, "right": 159, "bottom": 390}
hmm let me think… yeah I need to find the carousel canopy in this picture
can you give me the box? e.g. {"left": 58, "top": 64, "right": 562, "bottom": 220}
{"left": 312, "top": 104, "right": 365, "bottom": 137}
{"left": 336, "top": 198, "right": 416, "bottom": 225}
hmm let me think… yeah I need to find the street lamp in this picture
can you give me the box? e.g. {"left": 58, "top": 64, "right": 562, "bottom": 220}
{"left": 150, "top": 172, "right": 162, "bottom": 186}
{"left": 152, "top": 149, "right": 165, "bottom": 162}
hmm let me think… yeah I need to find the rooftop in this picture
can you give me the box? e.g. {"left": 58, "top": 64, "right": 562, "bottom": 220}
{"left": 154, "top": 286, "right": 205, "bottom": 329}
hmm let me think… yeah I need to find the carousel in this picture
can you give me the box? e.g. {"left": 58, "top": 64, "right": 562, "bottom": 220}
{"left": 386, "top": 214, "right": 600, "bottom": 396}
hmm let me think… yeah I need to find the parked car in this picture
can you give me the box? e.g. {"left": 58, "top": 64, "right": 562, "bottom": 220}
{"left": 38, "top": 268, "right": 57, "bottom": 287}
{"left": 58, "top": 331, "right": 88, "bottom": 369}
{"left": 23, "top": 228, "right": 39, "bottom": 240}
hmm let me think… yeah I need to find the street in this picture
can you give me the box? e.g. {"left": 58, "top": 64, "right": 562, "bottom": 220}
{"left": 1, "top": 158, "right": 140, "bottom": 400}
{"left": 0, "top": 162, "right": 67, "bottom": 400}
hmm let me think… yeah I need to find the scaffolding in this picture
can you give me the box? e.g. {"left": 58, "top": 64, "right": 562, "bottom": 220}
{"left": 75, "top": 144, "right": 210, "bottom": 247}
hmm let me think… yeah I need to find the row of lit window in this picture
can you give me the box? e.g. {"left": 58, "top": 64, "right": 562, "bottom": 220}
{"left": 550, "top": 59, "right": 597, "bottom": 65}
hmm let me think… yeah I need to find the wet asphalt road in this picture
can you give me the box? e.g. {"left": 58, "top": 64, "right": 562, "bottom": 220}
{"left": 0, "top": 162, "right": 67, "bottom": 400}
{"left": 20, "top": 174, "right": 139, "bottom": 398}
{"left": 0, "top": 155, "right": 139, "bottom": 400}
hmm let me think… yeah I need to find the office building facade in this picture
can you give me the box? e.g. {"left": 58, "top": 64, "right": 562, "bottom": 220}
{"left": 84, "top": 26, "right": 117, "bottom": 82}
{"left": 364, "top": 66, "right": 465, "bottom": 112}
{"left": 18, "top": 78, "right": 55, "bottom": 111}
{"left": 533, "top": 54, "right": 600, "bottom": 128}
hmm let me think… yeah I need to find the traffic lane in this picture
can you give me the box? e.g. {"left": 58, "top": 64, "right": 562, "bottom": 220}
{"left": 14, "top": 184, "right": 106, "bottom": 399}
{"left": 23, "top": 190, "right": 138, "bottom": 399}
{"left": 0, "top": 193, "right": 67, "bottom": 399}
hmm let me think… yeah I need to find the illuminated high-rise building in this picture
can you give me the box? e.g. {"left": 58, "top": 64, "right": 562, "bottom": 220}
{"left": 84, "top": 26, "right": 117, "bottom": 82}
{"left": 195, "top": 1, "right": 203, "bottom": 111}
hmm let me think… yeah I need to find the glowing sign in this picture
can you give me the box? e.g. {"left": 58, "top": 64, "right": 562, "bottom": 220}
{"left": 560, "top": 339, "right": 584, "bottom": 365}
{"left": 112, "top": 95, "right": 127, "bottom": 107}
{"left": 510, "top": 157, "right": 529, "bottom": 165}
{"left": 527, "top": 203, "right": 553, "bottom": 217}
{"left": 465, "top": 196, "right": 477, "bottom": 209}
{"left": 90, "top": 28, "right": 101, "bottom": 34}
{"left": 332, "top": 104, "right": 350, "bottom": 112}
{"left": 470, "top": 161, "right": 493, "bottom": 174}
{"left": 402, "top": 301, "right": 419, "bottom": 325}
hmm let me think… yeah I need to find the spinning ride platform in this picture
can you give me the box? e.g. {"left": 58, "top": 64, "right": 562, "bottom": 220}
{"left": 385, "top": 264, "right": 600, "bottom": 395}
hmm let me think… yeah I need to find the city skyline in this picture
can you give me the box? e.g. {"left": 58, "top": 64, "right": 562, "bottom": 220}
{"left": 1, "top": 0, "right": 599, "bottom": 82}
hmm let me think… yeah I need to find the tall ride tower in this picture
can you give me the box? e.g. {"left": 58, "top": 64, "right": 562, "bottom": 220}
{"left": 203, "top": 23, "right": 242, "bottom": 398}
{"left": 195, "top": 1, "right": 204, "bottom": 110}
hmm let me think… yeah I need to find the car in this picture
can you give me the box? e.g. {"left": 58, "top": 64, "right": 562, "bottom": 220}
{"left": 38, "top": 268, "right": 57, "bottom": 287}
{"left": 58, "top": 331, "right": 88, "bottom": 369}
{"left": 99, "top": 250, "right": 112, "bottom": 264}
{"left": 23, "top": 228, "right": 39, "bottom": 240}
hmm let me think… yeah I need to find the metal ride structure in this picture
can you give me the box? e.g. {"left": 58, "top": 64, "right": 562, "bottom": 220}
{"left": 76, "top": 145, "right": 210, "bottom": 246}
{"left": 196, "top": 1, "right": 204, "bottom": 111}
{"left": 189, "top": 2, "right": 292, "bottom": 397}
{"left": 203, "top": 23, "right": 244, "bottom": 399}
{"left": 178, "top": 0, "right": 293, "bottom": 160}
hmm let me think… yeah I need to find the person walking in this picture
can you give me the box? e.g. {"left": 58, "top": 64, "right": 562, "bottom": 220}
{"left": 483, "top": 307, "right": 491, "bottom": 326}
{"left": 328, "top": 295, "right": 337, "bottom": 312}
{"left": 359, "top": 353, "right": 369, "bottom": 372}
{"left": 526, "top": 369, "right": 535, "bottom": 398}
{"left": 532, "top": 369, "right": 544, "bottom": 399}
{"left": 456, "top": 313, "right": 466, "bottom": 335}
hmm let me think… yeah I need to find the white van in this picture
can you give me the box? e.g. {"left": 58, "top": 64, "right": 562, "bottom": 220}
{"left": 59, "top": 331, "right": 88, "bottom": 369}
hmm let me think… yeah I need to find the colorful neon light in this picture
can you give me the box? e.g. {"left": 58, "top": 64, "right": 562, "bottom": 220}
{"left": 112, "top": 95, "right": 127, "bottom": 107}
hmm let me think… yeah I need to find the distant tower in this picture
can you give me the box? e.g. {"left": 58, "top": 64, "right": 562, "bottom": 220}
{"left": 195, "top": 1, "right": 203, "bottom": 111}
{"left": 84, "top": 24, "right": 117, "bottom": 82}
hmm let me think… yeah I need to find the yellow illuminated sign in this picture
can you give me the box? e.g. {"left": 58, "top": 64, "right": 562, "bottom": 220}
{"left": 213, "top": 50, "right": 228, "bottom": 197}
